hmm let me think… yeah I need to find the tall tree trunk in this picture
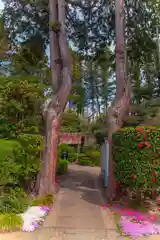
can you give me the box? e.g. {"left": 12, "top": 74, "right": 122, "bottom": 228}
{"left": 38, "top": 0, "right": 73, "bottom": 196}
{"left": 115, "top": 0, "right": 126, "bottom": 99}
{"left": 107, "top": 0, "right": 132, "bottom": 200}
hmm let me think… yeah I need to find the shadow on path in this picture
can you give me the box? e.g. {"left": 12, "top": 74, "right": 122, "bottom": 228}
{"left": 58, "top": 163, "right": 107, "bottom": 207}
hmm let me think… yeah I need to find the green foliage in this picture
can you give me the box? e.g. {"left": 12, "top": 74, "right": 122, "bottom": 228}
{"left": 0, "top": 140, "right": 22, "bottom": 187}
{"left": 13, "top": 134, "right": 43, "bottom": 187}
{"left": 23, "top": 126, "right": 39, "bottom": 133}
{"left": 85, "top": 150, "right": 100, "bottom": 166}
{"left": 0, "top": 155, "right": 21, "bottom": 187}
{"left": 0, "top": 139, "right": 19, "bottom": 161}
{"left": 0, "top": 134, "right": 43, "bottom": 214}
{"left": 79, "top": 155, "right": 93, "bottom": 166}
{"left": 11, "top": 33, "right": 48, "bottom": 75}
{"left": 31, "top": 194, "right": 54, "bottom": 206}
{"left": 0, "top": 76, "right": 45, "bottom": 134}
{"left": 0, "top": 213, "right": 23, "bottom": 232}
{"left": 0, "top": 117, "right": 19, "bottom": 139}
{"left": 83, "top": 145, "right": 100, "bottom": 152}
{"left": 79, "top": 149, "right": 100, "bottom": 166}
{"left": 56, "top": 160, "right": 68, "bottom": 175}
{"left": 113, "top": 126, "right": 160, "bottom": 198}
{"left": 58, "top": 144, "right": 76, "bottom": 162}
{"left": 18, "top": 134, "right": 43, "bottom": 151}
{"left": 0, "top": 14, "right": 8, "bottom": 61}
{"left": 88, "top": 115, "right": 107, "bottom": 144}
{"left": 124, "top": 115, "right": 144, "bottom": 127}
{"left": 124, "top": 101, "right": 160, "bottom": 127}
{"left": 61, "top": 110, "right": 81, "bottom": 132}
{"left": 0, "top": 188, "right": 28, "bottom": 214}
{"left": 49, "top": 21, "right": 61, "bottom": 33}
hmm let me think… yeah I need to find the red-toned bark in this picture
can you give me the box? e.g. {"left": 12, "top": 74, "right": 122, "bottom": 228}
{"left": 38, "top": 0, "right": 73, "bottom": 196}
{"left": 107, "top": 0, "right": 132, "bottom": 200}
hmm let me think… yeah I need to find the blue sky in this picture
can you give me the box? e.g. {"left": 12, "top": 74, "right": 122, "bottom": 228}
{"left": 0, "top": 0, "right": 4, "bottom": 11}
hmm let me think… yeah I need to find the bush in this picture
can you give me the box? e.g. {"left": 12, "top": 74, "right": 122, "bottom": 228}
{"left": 23, "top": 126, "right": 39, "bottom": 133}
{"left": 58, "top": 144, "right": 76, "bottom": 162}
{"left": 79, "top": 150, "right": 100, "bottom": 166}
{"left": 84, "top": 150, "right": 100, "bottom": 166}
{"left": 0, "top": 117, "right": 18, "bottom": 139}
{"left": 0, "top": 156, "right": 21, "bottom": 187}
{"left": 0, "top": 188, "right": 28, "bottom": 214}
{"left": 0, "top": 140, "right": 21, "bottom": 188}
{"left": 17, "top": 134, "right": 43, "bottom": 153}
{"left": 0, "top": 213, "right": 23, "bottom": 232}
{"left": 31, "top": 194, "right": 54, "bottom": 206}
{"left": 0, "top": 139, "right": 20, "bottom": 161}
{"left": 56, "top": 159, "right": 68, "bottom": 175}
{"left": 12, "top": 134, "right": 43, "bottom": 189}
{"left": 79, "top": 155, "right": 93, "bottom": 166}
{"left": 0, "top": 134, "right": 43, "bottom": 215}
{"left": 113, "top": 126, "right": 160, "bottom": 198}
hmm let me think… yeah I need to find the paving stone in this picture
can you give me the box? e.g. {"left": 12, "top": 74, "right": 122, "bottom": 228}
{"left": 2, "top": 164, "right": 159, "bottom": 240}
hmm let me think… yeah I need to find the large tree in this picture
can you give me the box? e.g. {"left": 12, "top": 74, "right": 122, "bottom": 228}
{"left": 37, "top": 0, "right": 73, "bottom": 195}
{"left": 107, "top": 0, "right": 132, "bottom": 200}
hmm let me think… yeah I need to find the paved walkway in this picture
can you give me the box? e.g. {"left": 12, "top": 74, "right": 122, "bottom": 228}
{"left": 0, "top": 164, "right": 160, "bottom": 240}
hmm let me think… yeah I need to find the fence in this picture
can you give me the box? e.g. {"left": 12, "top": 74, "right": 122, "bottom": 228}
{"left": 100, "top": 140, "right": 109, "bottom": 187}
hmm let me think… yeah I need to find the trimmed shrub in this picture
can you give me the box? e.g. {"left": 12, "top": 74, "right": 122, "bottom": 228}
{"left": 56, "top": 159, "right": 68, "bottom": 175}
{"left": 79, "top": 156, "right": 93, "bottom": 166}
{"left": 112, "top": 126, "right": 160, "bottom": 198}
{"left": 0, "top": 213, "right": 23, "bottom": 232}
{"left": 79, "top": 150, "right": 100, "bottom": 166}
{"left": 58, "top": 144, "right": 76, "bottom": 162}
{"left": 84, "top": 150, "right": 100, "bottom": 166}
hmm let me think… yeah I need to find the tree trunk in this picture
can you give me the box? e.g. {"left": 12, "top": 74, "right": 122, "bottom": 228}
{"left": 107, "top": 0, "right": 132, "bottom": 200}
{"left": 38, "top": 0, "right": 73, "bottom": 196}
{"left": 115, "top": 0, "right": 126, "bottom": 100}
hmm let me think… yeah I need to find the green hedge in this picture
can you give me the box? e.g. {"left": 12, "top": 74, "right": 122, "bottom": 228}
{"left": 79, "top": 154, "right": 93, "bottom": 166}
{"left": 56, "top": 160, "right": 69, "bottom": 175}
{"left": 113, "top": 126, "right": 160, "bottom": 197}
{"left": 79, "top": 150, "right": 100, "bottom": 166}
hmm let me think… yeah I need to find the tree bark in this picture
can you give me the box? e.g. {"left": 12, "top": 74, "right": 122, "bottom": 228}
{"left": 115, "top": 0, "right": 126, "bottom": 100}
{"left": 107, "top": 0, "right": 132, "bottom": 200}
{"left": 38, "top": 0, "right": 73, "bottom": 196}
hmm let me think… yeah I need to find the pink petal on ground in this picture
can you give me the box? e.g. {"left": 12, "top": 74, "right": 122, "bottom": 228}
{"left": 120, "top": 216, "right": 160, "bottom": 238}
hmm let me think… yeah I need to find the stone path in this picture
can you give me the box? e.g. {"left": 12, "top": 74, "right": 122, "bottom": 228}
{"left": 0, "top": 164, "right": 160, "bottom": 240}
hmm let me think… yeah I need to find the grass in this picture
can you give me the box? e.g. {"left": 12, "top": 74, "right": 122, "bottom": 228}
{"left": 0, "top": 139, "right": 19, "bottom": 160}
{"left": 0, "top": 213, "right": 23, "bottom": 232}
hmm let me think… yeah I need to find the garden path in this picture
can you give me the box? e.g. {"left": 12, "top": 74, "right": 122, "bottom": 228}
{"left": 0, "top": 164, "right": 160, "bottom": 240}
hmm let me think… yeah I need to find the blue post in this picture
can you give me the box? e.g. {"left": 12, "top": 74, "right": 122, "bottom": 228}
{"left": 104, "top": 140, "right": 109, "bottom": 187}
